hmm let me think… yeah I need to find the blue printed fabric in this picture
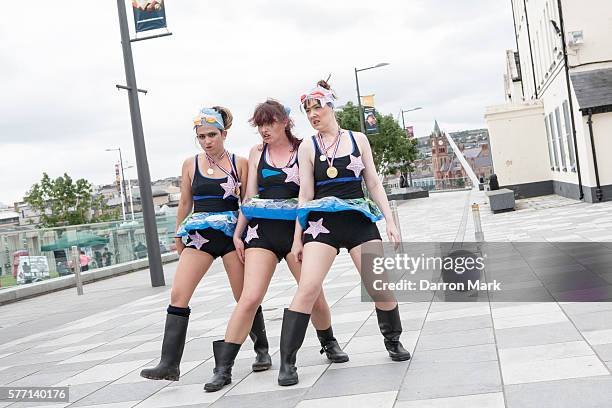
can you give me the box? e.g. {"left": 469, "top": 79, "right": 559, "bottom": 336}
{"left": 241, "top": 197, "right": 298, "bottom": 221}
{"left": 297, "top": 197, "right": 383, "bottom": 229}
{"left": 176, "top": 211, "right": 238, "bottom": 237}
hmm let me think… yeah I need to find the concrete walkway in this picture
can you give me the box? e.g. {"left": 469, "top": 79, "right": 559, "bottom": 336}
{"left": 1, "top": 190, "right": 612, "bottom": 407}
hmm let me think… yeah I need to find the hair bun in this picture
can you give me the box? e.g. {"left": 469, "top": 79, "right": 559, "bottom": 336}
{"left": 317, "top": 80, "right": 331, "bottom": 90}
{"left": 212, "top": 106, "right": 233, "bottom": 130}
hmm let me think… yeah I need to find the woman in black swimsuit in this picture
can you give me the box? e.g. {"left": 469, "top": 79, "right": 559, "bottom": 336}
{"left": 204, "top": 100, "right": 348, "bottom": 393}
{"left": 140, "top": 106, "right": 271, "bottom": 382}
{"left": 277, "top": 80, "right": 411, "bottom": 386}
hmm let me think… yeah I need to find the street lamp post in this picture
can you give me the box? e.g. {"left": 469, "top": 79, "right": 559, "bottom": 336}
{"left": 106, "top": 148, "right": 129, "bottom": 221}
{"left": 399, "top": 107, "right": 423, "bottom": 187}
{"left": 115, "top": 0, "right": 164, "bottom": 287}
{"left": 354, "top": 63, "right": 390, "bottom": 133}
{"left": 125, "top": 165, "right": 136, "bottom": 221}
{"left": 400, "top": 107, "right": 422, "bottom": 135}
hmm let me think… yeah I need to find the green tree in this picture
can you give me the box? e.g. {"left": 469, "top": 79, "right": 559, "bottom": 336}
{"left": 24, "top": 173, "right": 117, "bottom": 227}
{"left": 336, "top": 102, "right": 418, "bottom": 176}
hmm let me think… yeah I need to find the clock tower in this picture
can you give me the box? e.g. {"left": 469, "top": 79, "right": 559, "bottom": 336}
{"left": 430, "top": 121, "right": 450, "bottom": 188}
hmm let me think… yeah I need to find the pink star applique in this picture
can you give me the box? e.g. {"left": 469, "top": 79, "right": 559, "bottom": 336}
{"left": 220, "top": 177, "right": 240, "bottom": 199}
{"left": 346, "top": 155, "right": 365, "bottom": 177}
{"left": 282, "top": 164, "right": 300, "bottom": 185}
{"left": 245, "top": 224, "right": 259, "bottom": 244}
{"left": 187, "top": 231, "right": 209, "bottom": 250}
{"left": 304, "top": 218, "right": 330, "bottom": 239}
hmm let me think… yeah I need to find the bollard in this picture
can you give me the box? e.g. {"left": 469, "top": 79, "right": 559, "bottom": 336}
{"left": 71, "top": 246, "right": 84, "bottom": 296}
{"left": 472, "top": 203, "right": 484, "bottom": 242}
{"left": 390, "top": 200, "right": 404, "bottom": 251}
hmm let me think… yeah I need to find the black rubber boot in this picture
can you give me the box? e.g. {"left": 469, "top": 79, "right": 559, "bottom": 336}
{"left": 204, "top": 340, "right": 241, "bottom": 392}
{"left": 317, "top": 326, "right": 349, "bottom": 363}
{"left": 278, "top": 308, "right": 310, "bottom": 386}
{"left": 249, "top": 305, "right": 272, "bottom": 372}
{"left": 376, "top": 305, "right": 411, "bottom": 362}
{"left": 140, "top": 313, "right": 189, "bottom": 381}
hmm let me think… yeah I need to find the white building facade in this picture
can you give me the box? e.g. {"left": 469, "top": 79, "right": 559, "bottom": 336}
{"left": 486, "top": 0, "right": 612, "bottom": 202}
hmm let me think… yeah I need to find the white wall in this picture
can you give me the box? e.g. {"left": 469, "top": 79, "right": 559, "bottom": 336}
{"left": 485, "top": 103, "right": 551, "bottom": 186}
{"left": 563, "top": 0, "right": 612, "bottom": 72}
{"left": 585, "top": 112, "right": 612, "bottom": 186}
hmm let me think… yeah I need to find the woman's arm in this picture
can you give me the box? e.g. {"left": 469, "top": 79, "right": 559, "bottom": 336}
{"left": 234, "top": 145, "right": 261, "bottom": 240}
{"left": 355, "top": 132, "right": 400, "bottom": 245}
{"left": 292, "top": 140, "right": 315, "bottom": 259}
{"left": 175, "top": 158, "right": 194, "bottom": 253}
{"left": 233, "top": 146, "right": 262, "bottom": 263}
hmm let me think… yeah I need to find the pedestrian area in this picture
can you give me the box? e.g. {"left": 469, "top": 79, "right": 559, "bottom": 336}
{"left": 1, "top": 190, "right": 612, "bottom": 407}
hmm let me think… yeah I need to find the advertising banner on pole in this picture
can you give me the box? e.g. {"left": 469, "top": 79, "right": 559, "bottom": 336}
{"left": 405, "top": 125, "right": 414, "bottom": 138}
{"left": 360, "top": 94, "right": 375, "bottom": 108}
{"left": 364, "top": 107, "right": 378, "bottom": 135}
{"left": 132, "top": 1, "right": 167, "bottom": 33}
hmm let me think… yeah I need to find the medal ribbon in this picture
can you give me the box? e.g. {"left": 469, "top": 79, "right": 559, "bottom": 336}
{"left": 206, "top": 151, "right": 239, "bottom": 183}
{"left": 318, "top": 130, "right": 341, "bottom": 173}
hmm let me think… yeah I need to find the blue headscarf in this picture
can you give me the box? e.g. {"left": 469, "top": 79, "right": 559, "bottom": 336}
{"left": 193, "top": 107, "right": 225, "bottom": 130}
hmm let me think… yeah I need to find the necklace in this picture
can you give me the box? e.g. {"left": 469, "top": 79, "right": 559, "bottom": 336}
{"left": 317, "top": 129, "right": 341, "bottom": 162}
{"left": 267, "top": 144, "right": 296, "bottom": 169}
{"left": 316, "top": 130, "right": 341, "bottom": 179}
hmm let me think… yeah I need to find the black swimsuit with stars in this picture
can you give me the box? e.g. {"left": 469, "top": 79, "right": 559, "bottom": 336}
{"left": 243, "top": 144, "right": 300, "bottom": 262}
{"left": 302, "top": 131, "right": 381, "bottom": 252}
{"left": 184, "top": 154, "right": 239, "bottom": 259}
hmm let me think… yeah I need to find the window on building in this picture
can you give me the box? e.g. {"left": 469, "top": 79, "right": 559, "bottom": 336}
{"left": 562, "top": 100, "right": 576, "bottom": 171}
{"left": 544, "top": 115, "right": 555, "bottom": 170}
{"left": 540, "top": 19, "right": 549, "bottom": 74}
{"left": 554, "top": 107, "right": 567, "bottom": 171}
{"left": 545, "top": 5, "right": 554, "bottom": 64}
{"left": 535, "top": 30, "right": 544, "bottom": 84}
{"left": 548, "top": 112, "right": 560, "bottom": 171}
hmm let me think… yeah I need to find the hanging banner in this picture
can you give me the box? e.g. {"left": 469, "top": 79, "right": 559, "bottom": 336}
{"left": 405, "top": 126, "right": 414, "bottom": 138}
{"left": 132, "top": 1, "right": 167, "bottom": 33}
{"left": 364, "top": 107, "right": 379, "bottom": 135}
{"left": 360, "top": 94, "right": 375, "bottom": 108}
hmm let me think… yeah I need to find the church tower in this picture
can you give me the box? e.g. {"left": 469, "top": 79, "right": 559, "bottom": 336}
{"left": 430, "top": 121, "right": 450, "bottom": 189}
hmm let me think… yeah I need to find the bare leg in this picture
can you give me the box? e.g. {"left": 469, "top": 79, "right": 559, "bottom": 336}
{"left": 286, "top": 250, "right": 349, "bottom": 363}
{"left": 349, "top": 239, "right": 397, "bottom": 311}
{"left": 285, "top": 253, "right": 331, "bottom": 330}
{"left": 224, "top": 248, "right": 276, "bottom": 344}
{"left": 350, "top": 240, "right": 410, "bottom": 361}
{"left": 170, "top": 248, "right": 215, "bottom": 307}
{"left": 289, "top": 242, "right": 337, "bottom": 314}
{"left": 221, "top": 251, "right": 245, "bottom": 302}
{"left": 141, "top": 247, "right": 214, "bottom": 381}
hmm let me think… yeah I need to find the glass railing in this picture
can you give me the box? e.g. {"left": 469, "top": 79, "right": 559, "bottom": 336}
{"left": 0, "top": 208, "right": 178, "bottom": 289}
{"left": 384, "top": 177, "right": 472, "bottom": 194}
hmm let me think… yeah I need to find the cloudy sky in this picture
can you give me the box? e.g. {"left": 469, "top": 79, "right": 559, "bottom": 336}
{"left": 0, "top": 0, "right": 515, "bottom": 206}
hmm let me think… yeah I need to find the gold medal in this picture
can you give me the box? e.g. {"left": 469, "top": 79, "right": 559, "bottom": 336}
{"left": 326, "top": 166, "right": 338, "bottom": 179}
{"left": 206, "top": 168, "right": 214, "bottom": 175}
{"left": 235, "top": 186, "right": 241, "bottom": 197}
{"left": 319, "top": 154, "right": 327, "bottom": 162}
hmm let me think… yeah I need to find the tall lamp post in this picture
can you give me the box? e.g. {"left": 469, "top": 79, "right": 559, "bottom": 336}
{"left": 400, "top": 107, "right": 423, "bottom": 187}
{"left": 106, "top": 148, "right": 128, "bottom": 221}
{"left": 400, "top": 107, "right": 422, "bottom": 135}
{"left": 115, "top": 0, "right": 164, "bottom": 287}
{"left": 125, "top": 165, "right": 136, "bottom": 221}
{"left": 354, "top": 62, "right": 390, "bottom": 133}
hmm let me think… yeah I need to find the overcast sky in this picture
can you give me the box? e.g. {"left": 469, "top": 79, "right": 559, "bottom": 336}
{"left": 0, "top": 0, "right": 515, "bottom": 206}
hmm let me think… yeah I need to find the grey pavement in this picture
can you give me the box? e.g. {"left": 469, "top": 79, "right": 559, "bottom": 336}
{"left": 1, "top": 190, "right": 612, "bottom": 407}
